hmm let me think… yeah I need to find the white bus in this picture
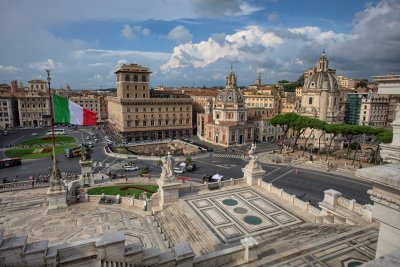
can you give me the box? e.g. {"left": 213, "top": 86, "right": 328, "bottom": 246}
{"left": 46, "top": 129, "right": 65, "bottom": 135}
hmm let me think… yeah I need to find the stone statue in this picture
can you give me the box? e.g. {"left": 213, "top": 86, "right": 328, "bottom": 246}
{"left": 160, "top": 152, "right": 176, "bottom": 183}
{"left": 81, "top": 143, "right": 92, "bottom": 161}
{"left": 250, "top": 142, "right": 256, "bottom": 155}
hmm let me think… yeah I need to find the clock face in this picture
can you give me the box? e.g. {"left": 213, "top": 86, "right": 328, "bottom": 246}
{"left": 218, "top": 95, "right": 223, "bottom": 101}
{"left": 238, "top": 94, "right": 243, "bottom": 101}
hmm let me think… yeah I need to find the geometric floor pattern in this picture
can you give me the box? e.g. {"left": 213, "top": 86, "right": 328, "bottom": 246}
{"left": 185, "top": 188, "right": 303, "bottom": 243}
{"left": 260, "top": 226, "right": 378, "bottom": 266}
{"left": 0, "top": 188, "right": 165, "bottom": 250}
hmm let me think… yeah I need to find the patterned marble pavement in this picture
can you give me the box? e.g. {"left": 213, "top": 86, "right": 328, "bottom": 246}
{"left": 0, "top": 188, "right": 165, "bottom": 250}
{"left": 185, "top": 188, "right": 303, "bottom": 243}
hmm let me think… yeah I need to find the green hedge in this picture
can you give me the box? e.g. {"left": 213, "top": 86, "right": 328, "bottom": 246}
{"left": 87, "top": 184, "right": 159, "bottom": 199}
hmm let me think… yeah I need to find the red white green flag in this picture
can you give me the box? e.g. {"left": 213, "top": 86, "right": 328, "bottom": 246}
{"left": 52, "top": 94, "right": 97, "bottom": 126}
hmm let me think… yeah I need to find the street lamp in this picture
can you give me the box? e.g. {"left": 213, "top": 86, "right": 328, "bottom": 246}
{"left": 46, "top": 69, "right": 63, "bottom": 191}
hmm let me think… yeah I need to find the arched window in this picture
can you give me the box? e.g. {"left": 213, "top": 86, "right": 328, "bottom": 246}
{"left": 142, "top": 75, "right": 146, "bottom": 82}
{"left": 308, "top": 97, "right": 313, "bottom": 105}
{"left": 125, "top": 74, "right": 130, "bottom": 81}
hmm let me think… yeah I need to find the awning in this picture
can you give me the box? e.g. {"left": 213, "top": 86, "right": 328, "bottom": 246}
{"left": 212, "top": 173, "right": 223, "bottom": 181}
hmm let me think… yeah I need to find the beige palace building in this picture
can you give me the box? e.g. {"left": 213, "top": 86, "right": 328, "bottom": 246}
{"left": 107, "top": 64, "right": 193, "bottom": 142}
{"left": 18, "top": 80, "right": 51, "bottom": 127}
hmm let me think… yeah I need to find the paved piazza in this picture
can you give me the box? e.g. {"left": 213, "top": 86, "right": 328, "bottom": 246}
{"left": 185, "top": 188, "right": 303, "bottom": 243}
{"left": 0, "top": 188, "right": 164, "bottom": 250}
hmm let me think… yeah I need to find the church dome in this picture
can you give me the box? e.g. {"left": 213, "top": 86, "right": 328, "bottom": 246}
{"left": 216, "top": 88, "right": 245, "bottom": 104}
{"left": 303, "top": 51, "right": 339, "bottom": 93}
{"left": 304, "top": 72, "right": 339, "bottom": 92}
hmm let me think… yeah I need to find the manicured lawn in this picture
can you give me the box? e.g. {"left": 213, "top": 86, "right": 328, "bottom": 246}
{"left": 5, "top": 146, "right": 72, "bottom": 159}
{"left": 5, "top": 135, "right": 77, "bottom": 159}
{"left": 87, "top": 184, "right": 159, "bottom": 199}
{"left": 16, "top": 135, "right": 76, "bottom": 146}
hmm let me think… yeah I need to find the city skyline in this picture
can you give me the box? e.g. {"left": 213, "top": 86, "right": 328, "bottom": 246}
{"left": 0, "top": 0, "right": 399, "bottom": 89}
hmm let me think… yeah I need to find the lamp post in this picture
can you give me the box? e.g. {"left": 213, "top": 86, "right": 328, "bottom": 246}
{"left": 46, "top": 69, "right": 63, "bottom": 191}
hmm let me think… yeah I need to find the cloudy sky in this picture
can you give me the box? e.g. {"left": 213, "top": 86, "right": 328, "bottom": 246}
{"left": 0, "top": 0, "right": 399, "bottom": 89}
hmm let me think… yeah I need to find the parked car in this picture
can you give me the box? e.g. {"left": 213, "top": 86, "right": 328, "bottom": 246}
{"left": 174, "top": 166, "right": 185, "bottom": 174}
{"left": 31, "top": 132, "right": 38, "bottom": 136}
{"left": 186, "top": 163, "right": 196, "bottom": 172}
{"left": 123, "top": 165, "right": 139, "bottom": 171}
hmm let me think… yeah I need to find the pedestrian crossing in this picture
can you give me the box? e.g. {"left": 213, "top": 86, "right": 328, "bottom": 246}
{"left": 92, "top": 162, "right": 110, "bottom": 168}
{"left": 211, "top": 153, "right": 246, "bottom": 160}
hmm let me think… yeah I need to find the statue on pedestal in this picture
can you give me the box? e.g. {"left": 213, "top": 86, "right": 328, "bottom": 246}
{"left": 159, "top": 152, "right": 177, "bottom": 183}
{"left": 244, "top": 144, "right": 261, "bottom": 171}
{"left": 81, "top": 143, "right": 91, "bottom": 161}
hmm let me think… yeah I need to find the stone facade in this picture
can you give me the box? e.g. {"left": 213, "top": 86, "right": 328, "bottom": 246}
{"left": 107, "top": 64, "right": 193, "bottom": 142}
{"left": 197, "top": 70, "right": 254, "bottom": 147}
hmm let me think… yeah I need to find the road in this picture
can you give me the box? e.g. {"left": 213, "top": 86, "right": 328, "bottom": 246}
{"left": 0, "top": 128, "right": 372, "bottom": 205}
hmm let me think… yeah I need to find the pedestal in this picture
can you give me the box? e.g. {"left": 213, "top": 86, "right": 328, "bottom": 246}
{"left": 79, "top": 160, "right": 94, "bottom": 186}
{"left": 357, "top": 163, "right": 400, "bottom": 258}
{"left": 242, "top": 166, "right": 265, "bottom": 186}
{"left": 46, "top": 188, "right": 68, "bottom": 214}
{"left": 157, "top": 180, "right": 182, "bottom": 210}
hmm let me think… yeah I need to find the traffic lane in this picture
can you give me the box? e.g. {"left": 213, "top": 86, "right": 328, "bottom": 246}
{"left": 0, "top": 128, "right": 48, "bottom": 148}
{"left": 261, "top": 164, "right": 372, "bottom": 204}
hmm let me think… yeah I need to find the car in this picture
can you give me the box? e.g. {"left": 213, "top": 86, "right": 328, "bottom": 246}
{"left": 186, "top": 163, "right": 196, "bottom": 172}
{"left": 94, "top": 138, "right": 99, "bottom": 142}
{"left": 123, "top": 165, "right": 139, "bottom": 171}
{"left": 174, "top": 167, "right": 185, "bottom": 174}
{"left": 31, "top": 132, "right": 38, "bottom": 136}
{"left": 86, "top": 136, "right": 90, "bottom": 140}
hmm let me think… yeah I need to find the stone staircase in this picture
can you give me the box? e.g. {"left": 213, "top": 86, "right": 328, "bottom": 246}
{"left": 256, "top": 224, "right": 377, "bottom": 266}
{"left": 154, "top": 200, "right": 220, "bottom": 256}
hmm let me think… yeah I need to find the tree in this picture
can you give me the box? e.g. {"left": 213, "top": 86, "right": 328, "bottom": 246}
{"left": 278, "top": 80, "right": 289, "bottom": 84}
{"left": 283, "top": 83, "right": 296, "bottom": 92}
{"left": 355, "top": 80, "right": 368, "bottom": 89}
{"left": 302, "top": 118, "right": 326, "bottom": 156}
{"left": 375, "top": 129, "right": 393, "bottom": 143}
{"left": 291, "top": 116, "right": 311, "bottom": 151}
{"left": 295, "top": 74, "right": 305, "bottom": 87}
{"left": 324, "top": 123, "right": 346, "bottom": 160}
{"left": 270, "top": 113, "right": 301, "bottom": 153}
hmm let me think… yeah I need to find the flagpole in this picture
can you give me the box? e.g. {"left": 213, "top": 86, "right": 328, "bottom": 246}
{"left": 46, "top": 70, "right": 56, "bottom": 155}
{"left": 46, "top": 69, "right": 62, "bottom": 191}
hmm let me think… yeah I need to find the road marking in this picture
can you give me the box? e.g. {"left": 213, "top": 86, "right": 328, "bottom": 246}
{"left": 263, "top": 167, "right": 281, "bottom": 178}
{"left": 11, "top": 136, "right": 24, "bottom": 144}
{"left": 299, "top": 169, "right": 371, "bottom": 187}
{"left": 270, "top": 169, "right": 294, "bottom": 183}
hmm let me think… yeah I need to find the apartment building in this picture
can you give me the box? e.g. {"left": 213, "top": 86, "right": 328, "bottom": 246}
{"left": 107, "top": 64, "right": 192, "bottom": 142}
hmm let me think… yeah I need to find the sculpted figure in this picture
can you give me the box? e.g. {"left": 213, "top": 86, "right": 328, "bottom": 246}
{"left": 81, "top": 143, "right": 92, "bottom": 161}
{"left": 160, "top": 152, "right": 176, "bottom": 183}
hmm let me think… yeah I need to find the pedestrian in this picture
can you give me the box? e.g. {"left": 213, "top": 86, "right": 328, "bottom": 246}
{"left": 102, "top": 175, "right": 104, "bottom": 182}
{"left": 125, "top": 176, "right": 128, "bottom": 182}
{"left": 76, "top": 195, "right": 80, "bottom": 203}
{"left": 148, "top": 174, "right": 151, "bottom": 180}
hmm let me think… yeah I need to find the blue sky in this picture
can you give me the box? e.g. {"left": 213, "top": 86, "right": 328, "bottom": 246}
{"left": 0, "top": 0, "right": 399, "bottom": 89}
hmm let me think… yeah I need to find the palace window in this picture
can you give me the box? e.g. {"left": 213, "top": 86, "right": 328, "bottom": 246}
{"left": 133, "top": 75, "right": 138, "bottom": 82}
{"left": 142, "top": 75, "right": 146, "bottom": 82}
{"left": 308, "top": 97, "right": 313, "bottom": 105}
{"left": 125, "top": 74, "right": 130, "bottom": 81}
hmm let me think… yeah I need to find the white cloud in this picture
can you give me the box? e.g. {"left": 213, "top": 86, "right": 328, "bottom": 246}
{"left": 121, "top": 24, "right": 134, "bottom": 38}
{"left": 267, "top": 12, "right": 279, "bottom": 22}
{"left": 192, "top": 0, "right": 263, "bottom": 18}
{"left": 121, "top": 25, "right": 151, "bottom": 39}
{"left": 161, "top": 25, "right": 283, "bottom": 71}
{"left": 167, "top": 26, "right": 193, "bottom": 44}
{"left": 0, "top": 65, "right": 22, "bottom": 73}
{"left": 28, "top": 59, "right": 63, "bottom": 72}
{"left": 288, "top": 26, "right": 354, "bottom": 44}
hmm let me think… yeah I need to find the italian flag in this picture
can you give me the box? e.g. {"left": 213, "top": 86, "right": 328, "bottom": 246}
{"left": 52, "top": 94, "right": 97, "bottom": 126}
